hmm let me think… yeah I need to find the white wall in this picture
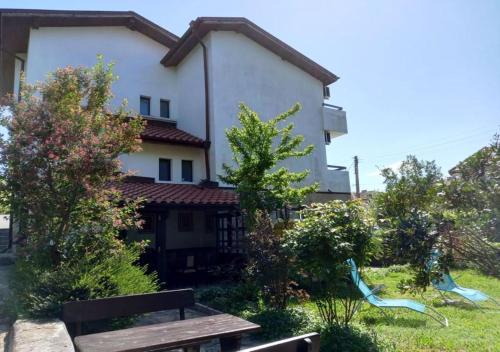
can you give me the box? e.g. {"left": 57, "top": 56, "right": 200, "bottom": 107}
{"left": 206, "top": 31, "right": 348, "bottom": 192}
{"left": 22, "top": 25, "right": 350, "bottom": 193}
{"left": 165, "top": 209, "right": 216, "bottom": 249}
{"left": 119, "top": 142, "right": 205, "bottom": 184}
{"left": 175, "top": 44, "right": 206, "bottom": 139}
{"left": 25, "top": 26, "right": 177, "bottom": 118}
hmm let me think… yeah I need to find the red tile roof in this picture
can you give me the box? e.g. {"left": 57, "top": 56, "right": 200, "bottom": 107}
{"left": 115, "top": 181, "right": 239, "bottom": 206}
{"left": 141, "top": 119, "right": 205, "bottom": 147}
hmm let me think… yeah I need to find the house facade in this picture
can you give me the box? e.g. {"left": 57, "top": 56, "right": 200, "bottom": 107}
{"left": 0, "top": 9, "right": 350, "bottom": 284}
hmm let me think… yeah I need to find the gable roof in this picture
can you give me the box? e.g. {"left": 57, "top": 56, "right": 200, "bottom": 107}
{"left": 161, "top": 17, "right": 339, "bottom": 85}
{"left": 0, "top": 9, "right": 179, "bottom": 48}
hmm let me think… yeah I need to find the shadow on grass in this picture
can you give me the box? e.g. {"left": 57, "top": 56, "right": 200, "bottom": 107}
{"left": 431, "top": 299, "right": 478, "bottom": 310}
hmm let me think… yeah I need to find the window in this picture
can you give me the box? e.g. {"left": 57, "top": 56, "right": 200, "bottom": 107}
{"left": 178, "top": 212, "right": 194, "bottom": 232}
{"left": 160, "top": 99, "right": 170, "bottom": 118}
{"left": 324, "top": 131, "right": 331, "bottom": 145}
{"left": 140, "top": 96, "right": 150, "bottom": 116}
{"left": 159, "top": 158, "right": 171, "bottom": 181}
{"left": 182, "top": 160, "right": 193, "bottom": 182}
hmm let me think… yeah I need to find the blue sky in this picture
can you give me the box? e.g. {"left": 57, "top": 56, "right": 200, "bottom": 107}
{"left": 3, "top": 0, "right": 499, "bottom": 190}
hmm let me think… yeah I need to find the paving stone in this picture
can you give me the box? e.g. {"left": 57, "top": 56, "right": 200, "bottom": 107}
{"left": 8, "top": 319, "right": 74, "bottom": 352}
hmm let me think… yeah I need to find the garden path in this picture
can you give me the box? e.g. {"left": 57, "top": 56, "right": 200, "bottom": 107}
{"left": 0, "top": 261, "right": 13, "bottom": 351}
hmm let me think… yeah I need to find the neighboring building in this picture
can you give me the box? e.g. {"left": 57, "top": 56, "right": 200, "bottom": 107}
{"left": 0, "top": 9, "right": 350, "bottom": 283}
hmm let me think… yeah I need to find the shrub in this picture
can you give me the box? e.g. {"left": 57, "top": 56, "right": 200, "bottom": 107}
{"left": 247, "top": 306, "right": 315, "bottom": 340}
{"left": 246, "top": 211, "right": 297, "bottom": 309}
{"left": 285, "top": 200, "right": 373, "bottom": 326}
{"left": 196, "top": 282, "right": 259, "bottom": 316}
{"left": 373, "top": 156, "right": 447, "bottom": 292}
{"left": 317, "top": 324, "right": 386, "bottom": 352}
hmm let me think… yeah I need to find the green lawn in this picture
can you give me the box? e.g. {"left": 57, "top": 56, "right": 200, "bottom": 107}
{"left": 339, "top": 267, "right": 500, "bottom": 351}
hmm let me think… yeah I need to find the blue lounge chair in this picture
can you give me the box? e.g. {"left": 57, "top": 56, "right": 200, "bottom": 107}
{"left": 427, "top": 250, "right": 499, "bottom": 308}
{"left": 347, "top": 258, "right": 448, "bottom": 326}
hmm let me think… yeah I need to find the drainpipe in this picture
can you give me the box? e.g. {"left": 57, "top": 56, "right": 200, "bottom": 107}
{"left": 191, "top": 22, "right": 212, "bottom": 183}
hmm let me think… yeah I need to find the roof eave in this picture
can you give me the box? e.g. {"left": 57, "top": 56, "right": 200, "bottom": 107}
{"left": 160, "top": 17, "right": 339, "bottom": 85}
{"left": 0, "top": 8, "right": 179, "bottom": 47}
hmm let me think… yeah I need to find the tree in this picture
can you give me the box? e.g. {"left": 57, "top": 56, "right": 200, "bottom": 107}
{"left": 0, "top": 57, "right": 158, "bottom": 318}
{"left": 285, "top": 200, "right": 374, "bottom": 326}
{"left": 373, "top": 156, "right": 445, "bottom": 292}
{"left": 442, "top": 134, "right": 500, "bottom": 277}
{"left": 219, "top": 103, "right": 318, "bottom": 227}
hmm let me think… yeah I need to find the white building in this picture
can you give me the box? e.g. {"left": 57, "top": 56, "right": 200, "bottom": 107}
{"left": 0, "top": 9, "right": 350, "bottom": 283}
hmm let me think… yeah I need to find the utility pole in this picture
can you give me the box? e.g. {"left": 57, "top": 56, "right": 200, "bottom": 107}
{"left": 354, "top": 156, "right": 360, "bottom": 198}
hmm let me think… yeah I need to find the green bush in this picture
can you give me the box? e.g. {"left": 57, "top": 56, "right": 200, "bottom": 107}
{"left": 285, "top": 200, "right": 374, "bottom": 326}
{"left": 195, "top": 282, "right": 259, "bottom": 316}
{"left": 11, "top": 244, "right": 158, "bottom": 318}
{"left": 317, "top": 324, "right": 388, "bottom": 352}
{"left": 246, "top": 212, "right": 296, "bottom": 309}
{"left": 247, "top": 306, "right": 315, "bottom": 340}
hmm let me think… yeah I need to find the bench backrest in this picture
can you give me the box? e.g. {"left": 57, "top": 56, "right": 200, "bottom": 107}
{"left": 63, "top": 289, "right": 195, "bottom": 335}
{"left": 239, "top": 333, "right": 320, "bottom": 352}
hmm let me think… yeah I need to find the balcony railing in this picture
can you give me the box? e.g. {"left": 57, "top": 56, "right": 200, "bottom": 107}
{"left": 327, "top": 164, "right": 347, "bottom": 171}
{"left": 322, "top": 102, "right": 343, "bottom": 111}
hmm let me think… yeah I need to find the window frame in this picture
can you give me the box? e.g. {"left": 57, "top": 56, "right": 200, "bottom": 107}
{"left": 160, "top": 99, "right": 170, "bottom": 118}
{"left": 181, "top": 160, "right": 193, "bottom": 183}
{"left": 140, "top": 95, "right": 151, "bottom": 116}
{"left": 158, "top": 158, "right": 172, "bottom": 182}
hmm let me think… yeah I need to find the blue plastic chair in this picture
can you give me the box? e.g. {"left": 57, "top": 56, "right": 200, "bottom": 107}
{"left": 427, "top": 250, "right": 499, "bottom": 308}
{"left": 347, "top": 258, "right": 448, "bottom": 326}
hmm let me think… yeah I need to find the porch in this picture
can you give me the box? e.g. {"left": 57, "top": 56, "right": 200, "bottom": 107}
{"left": 115, "top": 179, "right": 245, "bottom": 287}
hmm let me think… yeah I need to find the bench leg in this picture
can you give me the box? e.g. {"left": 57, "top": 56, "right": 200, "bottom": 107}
{"left": 220, "top": 335, "right": 241, "bottom": 352}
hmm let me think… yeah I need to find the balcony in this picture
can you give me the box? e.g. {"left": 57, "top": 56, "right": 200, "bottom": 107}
{"left": 325, "top": 165, "right": 351, "bottom": 193}
{"left": 322, "top": 103, "right": 347, "bottom": 139}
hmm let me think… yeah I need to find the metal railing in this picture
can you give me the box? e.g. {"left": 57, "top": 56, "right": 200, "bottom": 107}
{"left": 322, "top": 103, "right": 343, "bottom": 111}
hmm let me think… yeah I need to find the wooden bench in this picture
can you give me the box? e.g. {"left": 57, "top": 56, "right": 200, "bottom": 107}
{"left": 240, "top": 333, "right": 320, "bottom": 352}
{"left": 62, "top": 289, "right": 260, "bottom": 352}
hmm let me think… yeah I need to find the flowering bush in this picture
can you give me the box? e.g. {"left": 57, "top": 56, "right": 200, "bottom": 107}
{"left": 0, "top": 57, "right": 158, "bottom": 317}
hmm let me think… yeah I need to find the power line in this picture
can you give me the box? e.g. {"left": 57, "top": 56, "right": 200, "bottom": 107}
{"left": 366, "top": 132, "right": 493, "bottom": 163}
{"left": 366, "top": 127, "right": 494, "bottom": 160}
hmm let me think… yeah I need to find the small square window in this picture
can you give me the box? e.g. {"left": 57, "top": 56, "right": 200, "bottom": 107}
{"left": 159, "top": 158, "right": 171, "bottom": 181}
{"left": 160, "top": 99, "right": 170, "bottom": 118}
{"left": 178, "top": 212, "right": 194, "bottom": 232}
{"left": 140, "top": 96, "right": 150, "bottom": 116}
{"left": 182, "top": 160, "right": 193, "bottom": 182}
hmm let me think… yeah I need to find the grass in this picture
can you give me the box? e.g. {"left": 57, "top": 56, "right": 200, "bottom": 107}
{"left": 339, "top": 266, "right": 500, "bottom": 351}
{"left": 197, "top": 267, "right": 500, "bottom": 351}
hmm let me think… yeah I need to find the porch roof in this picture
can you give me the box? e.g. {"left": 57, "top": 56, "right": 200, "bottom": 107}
{"left": 115, "top": 181, "right": 239, "bottom": 207}
{"left": 141, "top": 119, "right": 205, "bottom": 148}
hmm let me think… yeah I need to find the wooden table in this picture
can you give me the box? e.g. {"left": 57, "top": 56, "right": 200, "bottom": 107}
{"left": 74, "top": 313, "right": 261, "bottom": 352}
